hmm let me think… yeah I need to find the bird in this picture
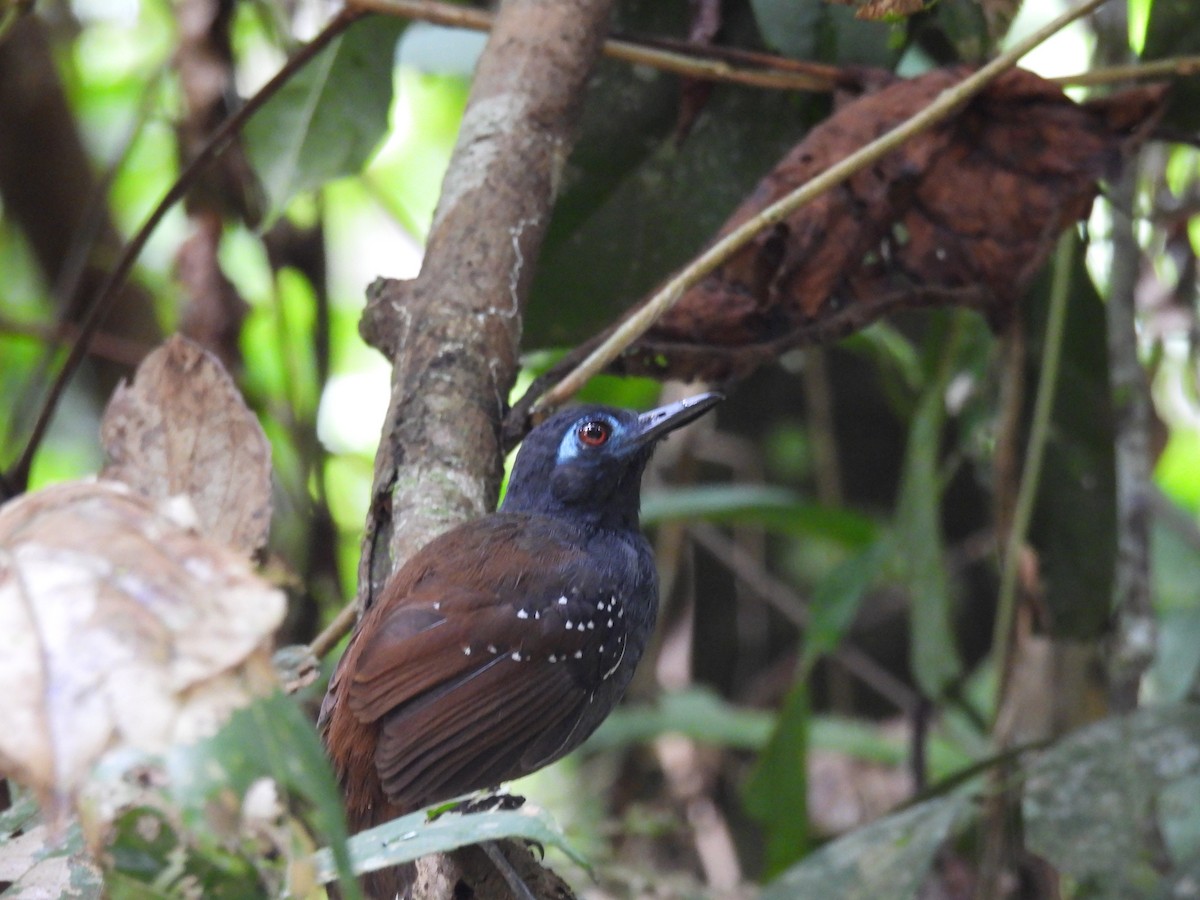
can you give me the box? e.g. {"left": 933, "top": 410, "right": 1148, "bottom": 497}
{"left": 319, "top": 391, "right": 721, "bottom": 897}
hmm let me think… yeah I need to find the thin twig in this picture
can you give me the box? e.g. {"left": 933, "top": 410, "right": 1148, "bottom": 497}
{"left": 351, "top": 0, "right": 1189, "bottom": 94}
{"left": 1, "top": 9, "right": 360, "bottom": 493}
{"left": 990, "top": 229, "right": 1076, "bottom": 724}
{"left": 1053, "top": 54, "right": 1200, "bottom": 87}
{"left": 348, "top": 0, "right": 839, "bottom": 92}
{"left": 531, "top": 0, "right": 1112, "bottom": 414}
{"left": 688, "top": 521, "right": 918, "bottom": 713}
{"left": 0, "top": 316, "right": 152, "bottom": 368}
{"left": 1105, "top": 159, "right": 1155, "bottom": 712}
{"left": 310, "top": 601, "right": 359, "bottom": 660}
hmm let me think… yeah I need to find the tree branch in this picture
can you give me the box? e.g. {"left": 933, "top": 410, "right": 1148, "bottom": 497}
{"left": 355, "top": 0, "right": 618, "bottom": 615}
{"left": 506, "top": 0, "right": 1112, "bottom": 432}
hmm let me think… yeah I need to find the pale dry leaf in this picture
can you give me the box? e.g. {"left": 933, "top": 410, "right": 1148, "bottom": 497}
{"left": 100, "top": 333, "right": 272, "bottom": 556}
{"left": 0, "top": 821, "right": 103, "bottom": 897}
{"left": 0, "top": 481, "right": 284, "bottom": 820}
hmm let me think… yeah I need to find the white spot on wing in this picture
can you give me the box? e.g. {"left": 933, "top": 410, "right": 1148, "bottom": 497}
{"left": 517, "top": 609, "right": 529, "bottom": 619}
{"left": 602, "top": 632, "right": 628, "bottom": 681}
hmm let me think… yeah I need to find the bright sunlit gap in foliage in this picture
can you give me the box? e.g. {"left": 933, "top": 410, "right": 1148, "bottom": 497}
{"left": 1004, "top": 0, "right": 1092, "bottom": 82}
{"left": 313, "top": 59, "right": 469, "bottom": 518}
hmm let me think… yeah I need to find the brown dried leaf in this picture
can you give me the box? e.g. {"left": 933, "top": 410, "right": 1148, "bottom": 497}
{"left": 101, "top": 334, "right": 272, "bottom": 556}
{"left": 0, "top": 481, "right": 284, "bottom": 819}
{"left": 619, "top": 67, "right": 1166, "bottom": 381}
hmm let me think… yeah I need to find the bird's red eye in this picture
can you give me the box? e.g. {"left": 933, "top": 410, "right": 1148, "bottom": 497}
{"left": 577, "top": 420, "right": 610, "bottom": 447}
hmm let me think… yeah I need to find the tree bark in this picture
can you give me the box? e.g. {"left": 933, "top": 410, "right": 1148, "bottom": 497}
{"left": 358, "top": 0, "right": 618, "bottom": 611}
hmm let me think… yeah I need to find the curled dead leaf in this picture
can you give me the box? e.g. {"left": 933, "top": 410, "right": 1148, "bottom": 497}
{"left": 101, "top": 334, "right": 272, "bottom": 556}
{"left": 0, "top": 481, "right": 284, "bottom": 820}
{"left": 618, "top": 67, "right": 1166, "bottom": 381}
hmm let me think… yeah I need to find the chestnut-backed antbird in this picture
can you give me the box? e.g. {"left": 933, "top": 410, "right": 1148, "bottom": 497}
{"left": 320, "top": 392, "right": 721, "bottom": 896}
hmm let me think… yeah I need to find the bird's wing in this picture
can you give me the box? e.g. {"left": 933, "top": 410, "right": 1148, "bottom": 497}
{"left": 338, "top": 517, "right": 640, "bottom": 810}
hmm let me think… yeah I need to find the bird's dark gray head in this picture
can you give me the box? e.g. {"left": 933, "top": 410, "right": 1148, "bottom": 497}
{"left": 502, "top": 392, "right": 722, "bottom": 528}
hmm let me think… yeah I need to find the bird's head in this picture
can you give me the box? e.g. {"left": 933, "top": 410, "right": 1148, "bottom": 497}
{"left": 502, "top": 392, "right": 722, "bottom": 528}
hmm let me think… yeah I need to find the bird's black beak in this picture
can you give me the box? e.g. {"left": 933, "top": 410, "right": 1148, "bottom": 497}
{"left": 635, "top": 391, "right": 722, "bottom": 446}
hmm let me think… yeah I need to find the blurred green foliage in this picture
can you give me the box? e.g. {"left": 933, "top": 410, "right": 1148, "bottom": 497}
{"left": 2, "top": 0, "right": 1200, "bottom": 896}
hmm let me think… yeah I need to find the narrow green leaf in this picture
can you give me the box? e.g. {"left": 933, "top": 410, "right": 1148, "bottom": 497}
{"left": 642, "top": 484, "right": 879, "bottom": 547}
{"left": 762, "top": 792, "right": 971, "bottom": 900}
{"left": 311, "top": 806, "right": 588, "bottom": 883}
{"left": 801, "top": 540, "right": 889, "bottom": 673}
{"left": 166, "top": 692, "right": 360, "bottom": 899}
{"left": 1025, "top": 248, "right": 1116, "bottom": 638}
{"left": 743, "top": 682, "right": 810, "bottom": 876}
{"left": 841, "top": 322, "right": 923, "bottom": 404}
{"left": 587, "top": 694, "right": 973, "bottom": 780}
{"left": 586, "top": 687, "right": 775, "bottom": 752}
{"left": 1143, "top": 0, "right": 1200, "bottom": 129}
{"left": 894, "top": 321, "right": 965, "bottom": 697}
{"left": 245, "top": 18, "right": 405, "bottom": 221}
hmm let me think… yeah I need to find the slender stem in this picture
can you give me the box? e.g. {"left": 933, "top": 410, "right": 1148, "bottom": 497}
{"left": 1105, "top": 161, "right": 1154, "bottom": 711}
{"left": 990, "top": 229, "right": 1076, "bottom": 722}
{"left": 310, "top": 601, "right": 359, "bottom": 660}
{"left": 688, "top": 521, "right": 919, "bottom": 714}
{"left": 352, "top": 0, "right": 1186, "bottom": 93}
{"left": 1053, "top": 54, "right": 1200, "bottom": 87}
{"left": 348, "top": 0, "right": 839, "bottom": 92}
{"left": 534, "top": 0, "right": 1111, "bottom": 412}
{"left": 2, "top": 10, "right": 359, "bottom": 493}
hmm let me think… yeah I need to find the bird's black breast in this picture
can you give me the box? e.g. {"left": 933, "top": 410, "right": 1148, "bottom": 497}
{"left": 518, "top": 523, "right": 658, "bottom": 697}
{"left": 332, "top": 512, "right": 660, "bottom": 811}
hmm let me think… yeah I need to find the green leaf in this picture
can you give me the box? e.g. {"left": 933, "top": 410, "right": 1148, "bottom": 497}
{"left": 841, "top": 323, "right": 923, "bottom": 409}
{"left": 1147, "top": 518, "right": 1200, "bottom": 702}
{"left": 743, "top": 681, "right": 810, "bottom": 876}
{"left": 762, "top": 792, "right": 971, "bottom": 900}
{"left": 586, "top": 687, "right": 775, "bottom": 752}
{"left": 1025, "top": 250, "right": 1116, "bottom": 638}
{"left": 642, "top": 484, "right": 879, "bottom": 547}
{"left": 311, "top": 806, "right": 588, "bottom": 884}
{"left": 801, "top": 540, "right": 889, "bottom": 673}
{"left": 245, "top": 17, "right": 405, "bottom": 221}
{"left": 748, "top": 0, "right": 824, "bottom": 58}
{"left": 587, "top": 694, "right": 973, "bottom": 780}
{"left": 893, "top": 320, "right": 965, "bottom": 697}
{"left": 525, "top": 2, "right": 808, "bottom": 348}
{"left": 1143, "top": 0, "right": 1200, "bottom": 130}
{"left": 166, "top": 692, "right": 360, "bottom": 899}
{"left": 1024, "top": 704, "right": 1200, "bottom": 898}
{"left": 749, "top": 0, "right": 902, "bottom": 65}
